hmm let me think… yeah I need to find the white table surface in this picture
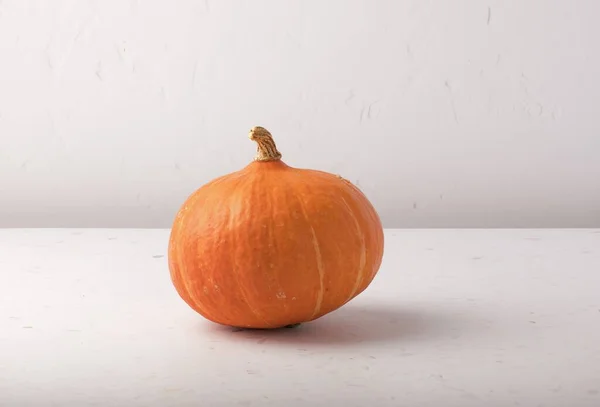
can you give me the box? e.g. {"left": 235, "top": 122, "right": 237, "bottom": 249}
{"left": 1, "top": 228, "right": 599, "bottom": 407}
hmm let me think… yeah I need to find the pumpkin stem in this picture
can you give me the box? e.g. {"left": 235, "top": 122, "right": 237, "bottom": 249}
{"left": 248, "top": 126, "right": 282, "bottom": 162}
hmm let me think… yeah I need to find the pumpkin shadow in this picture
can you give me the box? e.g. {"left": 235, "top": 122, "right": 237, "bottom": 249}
{"left": 206, "top": 303, "right": 473, "bottom": 346}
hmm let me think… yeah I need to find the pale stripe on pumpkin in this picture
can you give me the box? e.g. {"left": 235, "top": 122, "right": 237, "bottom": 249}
{"left": 295, "top": 190, "right": 326, "bottom": 319}
{"left": 308, "top": 225, "right": 325, "bottom": 318}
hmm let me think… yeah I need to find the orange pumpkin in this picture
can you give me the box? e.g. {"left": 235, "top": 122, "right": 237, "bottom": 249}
{"left": 168, "top": 126, "right": 384, "bottom": 329}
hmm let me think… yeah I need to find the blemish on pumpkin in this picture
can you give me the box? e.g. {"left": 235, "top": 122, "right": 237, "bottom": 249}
{"left": 292, "top": 297, "right": 297, "bottom": 300}
{"left": 214, "top": 284, "right": 220, "bottom": 291}
{"left": 276, "top": 292, "right": 286, "bottom": 299}
{"left": 203, "top": 286, "right": 209, "bottom": 294}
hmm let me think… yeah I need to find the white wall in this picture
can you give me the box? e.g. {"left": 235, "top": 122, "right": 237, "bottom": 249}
{"left": 1, "top": 0, "right": 599, "bottom": 228}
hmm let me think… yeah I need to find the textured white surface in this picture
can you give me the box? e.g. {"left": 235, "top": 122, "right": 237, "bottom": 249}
{"left": 1, "top": 228, "right": 600, "bottom": 406}
{"left": 1, "top": 0, "right": 600, "bottom": 228}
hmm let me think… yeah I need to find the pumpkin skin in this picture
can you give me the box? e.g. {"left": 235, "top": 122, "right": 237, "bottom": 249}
{"left": 168, "top": 127, "right": 384, "bottom": 329}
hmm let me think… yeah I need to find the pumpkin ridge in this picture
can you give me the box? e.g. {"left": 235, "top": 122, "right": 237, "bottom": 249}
{"left": 340, "top": 196, "right": 367, "bottom": 302}
{"left": 264, "top": 181, "right": 290, "bottom": 318}
{"left": 198, "top": 177, "right": 247, "bottom": 326}
{"left": 294, "top": 188, "right": 325, "bottom": 319}
{"left": 343, "top": 182, "right": 385, "bottom": 287}
{"left": 170, "top": 192, "right": 213, "bottom": 319}
{"left": 229, "top": 178, "right": 275, "bottom": 328}
{"left": 307, "top": 224, "right": 325, "bottom": 318}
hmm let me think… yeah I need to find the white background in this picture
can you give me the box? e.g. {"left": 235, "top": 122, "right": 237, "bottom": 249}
{"left": 1, "top": 0, "right": 599, "bottom": 228}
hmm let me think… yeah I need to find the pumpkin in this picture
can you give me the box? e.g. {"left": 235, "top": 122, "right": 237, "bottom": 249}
{"left": 168, "top": 126, "right": 384, "bottom": 329}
